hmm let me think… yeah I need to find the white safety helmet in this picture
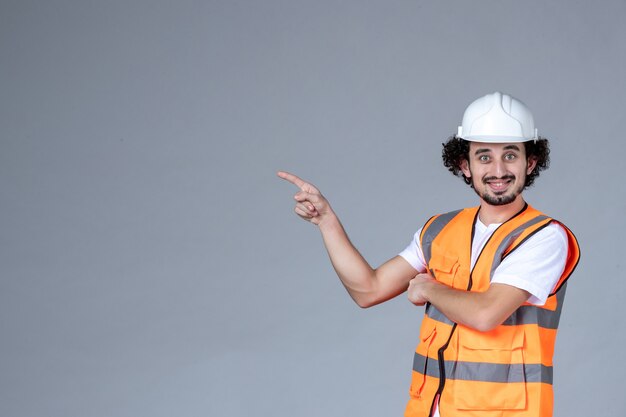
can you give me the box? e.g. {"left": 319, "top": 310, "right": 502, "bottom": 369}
{"left": 457, "top": 91, "right": 538, "bottom": 143}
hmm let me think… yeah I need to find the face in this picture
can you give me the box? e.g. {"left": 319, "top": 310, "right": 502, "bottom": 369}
{"left": 460, "top": 142, "right": 537, "bottom": 207}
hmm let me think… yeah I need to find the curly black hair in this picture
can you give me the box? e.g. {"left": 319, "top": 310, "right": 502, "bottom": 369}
{"left": 442, "top": 136, "right": 550, "bottom": 188}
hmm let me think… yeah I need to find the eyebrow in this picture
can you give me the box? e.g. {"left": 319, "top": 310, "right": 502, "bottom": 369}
{"left": 474, "top": 144, "right": 521, "bottom": 155}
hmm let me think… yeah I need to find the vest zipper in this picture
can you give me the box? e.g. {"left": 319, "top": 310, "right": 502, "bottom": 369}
{"left": 428, "top": 322, "right": 458, "bottom": 416}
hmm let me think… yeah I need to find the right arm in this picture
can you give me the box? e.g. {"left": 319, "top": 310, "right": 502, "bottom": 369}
{"left": 278, "top": 171, "right": 418, "bottom": 308}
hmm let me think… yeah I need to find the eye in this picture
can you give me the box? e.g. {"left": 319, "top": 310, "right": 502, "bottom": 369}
{"left": 504, "top": 153, "right": 517, "bottom": 161}
{"left": 479, "top": 155, "right": 490, "bottom": 162}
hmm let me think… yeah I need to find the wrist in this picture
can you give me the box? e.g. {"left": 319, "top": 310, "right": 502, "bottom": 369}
{"left": 423, "top": 279, "right": 440, "bottom": 303}
{"left": 317, "top": 210, "right": 340, "bottom": 232}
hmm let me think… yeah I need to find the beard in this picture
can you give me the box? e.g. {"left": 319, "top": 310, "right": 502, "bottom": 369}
{"left": 473, "top": 174, "right": 526, "bottom": 206}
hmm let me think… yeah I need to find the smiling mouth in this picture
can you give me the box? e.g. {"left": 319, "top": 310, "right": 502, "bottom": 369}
{"left": 484, "top": 176, "right": 515, "bottom": 193}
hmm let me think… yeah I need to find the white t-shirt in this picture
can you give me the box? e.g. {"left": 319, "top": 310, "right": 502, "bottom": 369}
{"left": 400, "top": 217, "right": 568, "bottom": 417}
{"left": 399, "top": 218, "right": 568, "bottom": 306}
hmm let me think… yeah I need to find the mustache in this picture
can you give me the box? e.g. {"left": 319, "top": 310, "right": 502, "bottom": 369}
{"left": 483, "top": 175, "right": 515, "bottom": 183}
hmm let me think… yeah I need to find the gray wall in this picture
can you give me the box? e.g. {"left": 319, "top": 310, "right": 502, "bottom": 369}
{"left": 1, "top": 1, "right": 624, "bottom": 416}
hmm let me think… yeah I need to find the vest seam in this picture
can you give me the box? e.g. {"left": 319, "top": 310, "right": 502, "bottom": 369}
{"left": 547, "top": 221, "right": 581, "bottom": 297}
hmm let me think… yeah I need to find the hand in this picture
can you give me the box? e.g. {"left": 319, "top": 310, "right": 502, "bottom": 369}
{"left": 407, "top": 272, "right": 437, "bottom": 306}
{"left": 277, "top": 171, "right": 334, "bottom": 226}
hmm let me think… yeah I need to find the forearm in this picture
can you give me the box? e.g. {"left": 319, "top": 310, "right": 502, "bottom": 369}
{"left": 317, "top": 213, "right": 378, "bottom": 304}
{"left": 424, "top": 284, "right": 491, "bottom": 331}
{"left": 418, "top": 280, "right": 530, "bottom": 332}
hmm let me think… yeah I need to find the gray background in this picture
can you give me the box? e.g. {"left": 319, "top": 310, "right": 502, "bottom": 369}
{"left": 1, "top": 1, "right": 624, "bottom": 416}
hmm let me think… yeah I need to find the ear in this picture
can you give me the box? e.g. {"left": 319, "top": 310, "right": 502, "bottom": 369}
{"left": 526, "top": 156, "right": 538, "bottom": 175}
{"left": 460, "top": 158, "right": 471, "bottom": 178}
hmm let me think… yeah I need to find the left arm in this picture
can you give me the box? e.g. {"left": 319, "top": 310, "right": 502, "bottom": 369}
{"left": 407, "top": 273, "right": 530, "bottom": 332}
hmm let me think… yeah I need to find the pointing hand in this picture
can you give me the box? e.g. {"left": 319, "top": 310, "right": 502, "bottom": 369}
{"left": 277, "top": 171, "right": 334, "bottom": 226}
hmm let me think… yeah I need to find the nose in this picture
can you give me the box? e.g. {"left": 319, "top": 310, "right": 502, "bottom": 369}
{"left": 493, "top": 159, "right": 506, "bottom": 177}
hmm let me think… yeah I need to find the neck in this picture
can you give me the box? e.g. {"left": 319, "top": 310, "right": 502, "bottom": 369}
{"left": 478, "top": 196, "right": 527, "bottom": 225}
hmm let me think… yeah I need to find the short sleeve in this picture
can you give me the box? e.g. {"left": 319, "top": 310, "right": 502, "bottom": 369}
{"left": 491, "top": 222, "right": 568, "bottom": 306}
{"left": 398, "top": 227, "right": 428, "bottom": 273}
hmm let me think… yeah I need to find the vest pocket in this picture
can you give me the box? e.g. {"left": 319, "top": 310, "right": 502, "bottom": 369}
{"left": 453, "top": 327, "right": 527, "bottom": 410}
{"left": 410, "top": 321, "right": 437, "bottom": 398}
{"left": 428, "top": 250, "right": 459, "bottom": 287}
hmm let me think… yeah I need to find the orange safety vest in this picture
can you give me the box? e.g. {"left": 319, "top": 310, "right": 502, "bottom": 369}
{"left": 404, "top": 204, "right": 580, "bottom": 417}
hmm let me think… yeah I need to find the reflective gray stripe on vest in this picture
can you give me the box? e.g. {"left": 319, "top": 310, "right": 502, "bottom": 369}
{"left": 412, "top": 352, "right": 553, "bottom": 384}
{"left": 502, "top": 284, "right": 567, "bottom": 329}
{"left": 420, "top": 209, "right": 463, "bottom": 265}
{"left": 488, "top": 215, "right": 551, "bottom": 281}
{"left": 425, "top": 304, "right": 455, "bottom": 326}
{"left": 426, "top": 285, "right": 567, "bottom": 329}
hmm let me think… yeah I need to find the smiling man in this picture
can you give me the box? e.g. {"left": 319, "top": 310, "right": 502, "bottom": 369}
{"left": 278, "top": 92, "right": 580, "bottom": 417}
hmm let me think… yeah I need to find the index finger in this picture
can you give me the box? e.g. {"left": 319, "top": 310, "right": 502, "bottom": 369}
{"left": 277, "top": 171, "right": 307, "bottom": 189}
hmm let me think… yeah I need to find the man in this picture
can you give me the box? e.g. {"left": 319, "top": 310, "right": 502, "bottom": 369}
{"left": 278, "top": 92, "right": 580, "bottom": 417}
